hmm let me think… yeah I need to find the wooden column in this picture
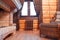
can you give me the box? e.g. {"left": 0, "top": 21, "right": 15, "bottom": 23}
{"left": 9, "top": 12, "right": 13, "bottom": 26}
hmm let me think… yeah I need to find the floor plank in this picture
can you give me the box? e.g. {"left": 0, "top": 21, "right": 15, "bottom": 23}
{"left": 5, "top": 30, "right": 52, "bottom": 40}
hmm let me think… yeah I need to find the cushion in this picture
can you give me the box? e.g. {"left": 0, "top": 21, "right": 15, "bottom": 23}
{"left": 40, "top": 23, "right": 58, "bottom": 28}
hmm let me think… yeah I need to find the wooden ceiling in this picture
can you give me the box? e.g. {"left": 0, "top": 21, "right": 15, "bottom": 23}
{"left": 1, "top": 0, "right": 25, "bottom": 12}
{"left": 1, "top": 0, "right": 40, "bottom": 13}
{"left": 0, "top": 0, "right": 10, "bottom": 12}
{"left": 2, "top": 0, "right": 16, "bottom": 12}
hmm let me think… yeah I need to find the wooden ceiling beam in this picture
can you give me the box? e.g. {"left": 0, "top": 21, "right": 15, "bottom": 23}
{"left": 0, "top": 0, "right": 10, "bottom": 12}
{"left": 2, "top": 0, "right": 16, "bottom": 11}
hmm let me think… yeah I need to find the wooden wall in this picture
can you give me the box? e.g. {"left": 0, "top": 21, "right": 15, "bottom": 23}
{"left": 0, "top": 0, "right": 58, "bottom": 28}
{"left": 0, "top": 11, "right": 13, "bottom": 27}
{"left": 42, "top": 0, "right": 57, "bottom": 23}
{"left": 0, "top": 0, "right": 16, "bottom": 27}
{"left": 57, "top": 0, "right": 60, "bottom": 11}
{"left": 19, "top": 19, "right": 38, "bottom": 31}
{"left": 34, "top": 0, "right": 42, "bottom": 24}
{"left": 0, "top": 12, "right": 9, "bottom": 26}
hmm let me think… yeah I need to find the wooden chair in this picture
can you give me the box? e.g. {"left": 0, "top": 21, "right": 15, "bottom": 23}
{"left": 39, "top": 12, "right": 60, "bottom": 40}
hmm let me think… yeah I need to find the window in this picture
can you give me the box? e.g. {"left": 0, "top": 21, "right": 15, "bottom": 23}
{"left": 21, "top": 2, "right": 28, "bottom": 16}
{"left": 30, "top": 2, "right": 36, "bottom": 16}
{"left": 21, "top": 1, "right": 37, "bottom": 16}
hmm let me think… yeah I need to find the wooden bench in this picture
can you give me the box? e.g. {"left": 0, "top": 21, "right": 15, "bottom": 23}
{"left": 40, "top": 23, "right": 60, "bottom": 39}
{"left": 0, "top": 26, "right": 16, "bottom": 40}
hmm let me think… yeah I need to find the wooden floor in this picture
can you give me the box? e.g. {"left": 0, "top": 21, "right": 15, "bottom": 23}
{"left": 5, "top": 30, "right": 53, "bottom": 40}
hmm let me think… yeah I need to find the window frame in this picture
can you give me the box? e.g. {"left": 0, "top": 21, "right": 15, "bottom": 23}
{"left": 20, "top": 1, "right": 37, "bottom": 17}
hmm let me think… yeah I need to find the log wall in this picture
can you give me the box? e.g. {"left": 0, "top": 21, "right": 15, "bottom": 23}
{"left": 42, "top": 0, "right": 57, "bottom": 23}
{"left": 0, "top": 11, "right": 13, "bottom": 27}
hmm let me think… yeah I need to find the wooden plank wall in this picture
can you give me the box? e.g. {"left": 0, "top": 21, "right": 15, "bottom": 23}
{"left": 0, "top": 0, "right": 16, "bottom": 27}
{"left": 0, "top": 12, "right": 10, "bottom": 26}
{"left": 34, "top": 0, "right": 42, "bottom": 24}
{"left": 42, "top": 0, "right": 57, "bottom": 23}
{"left": 57, "top": 0, "right": 60, "bottom": 11}
{"left": 0, "top": 11, "right": 13, "bottom": 27}
{"left": 19, "top": 19, "right": 38, "bottom": 31}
